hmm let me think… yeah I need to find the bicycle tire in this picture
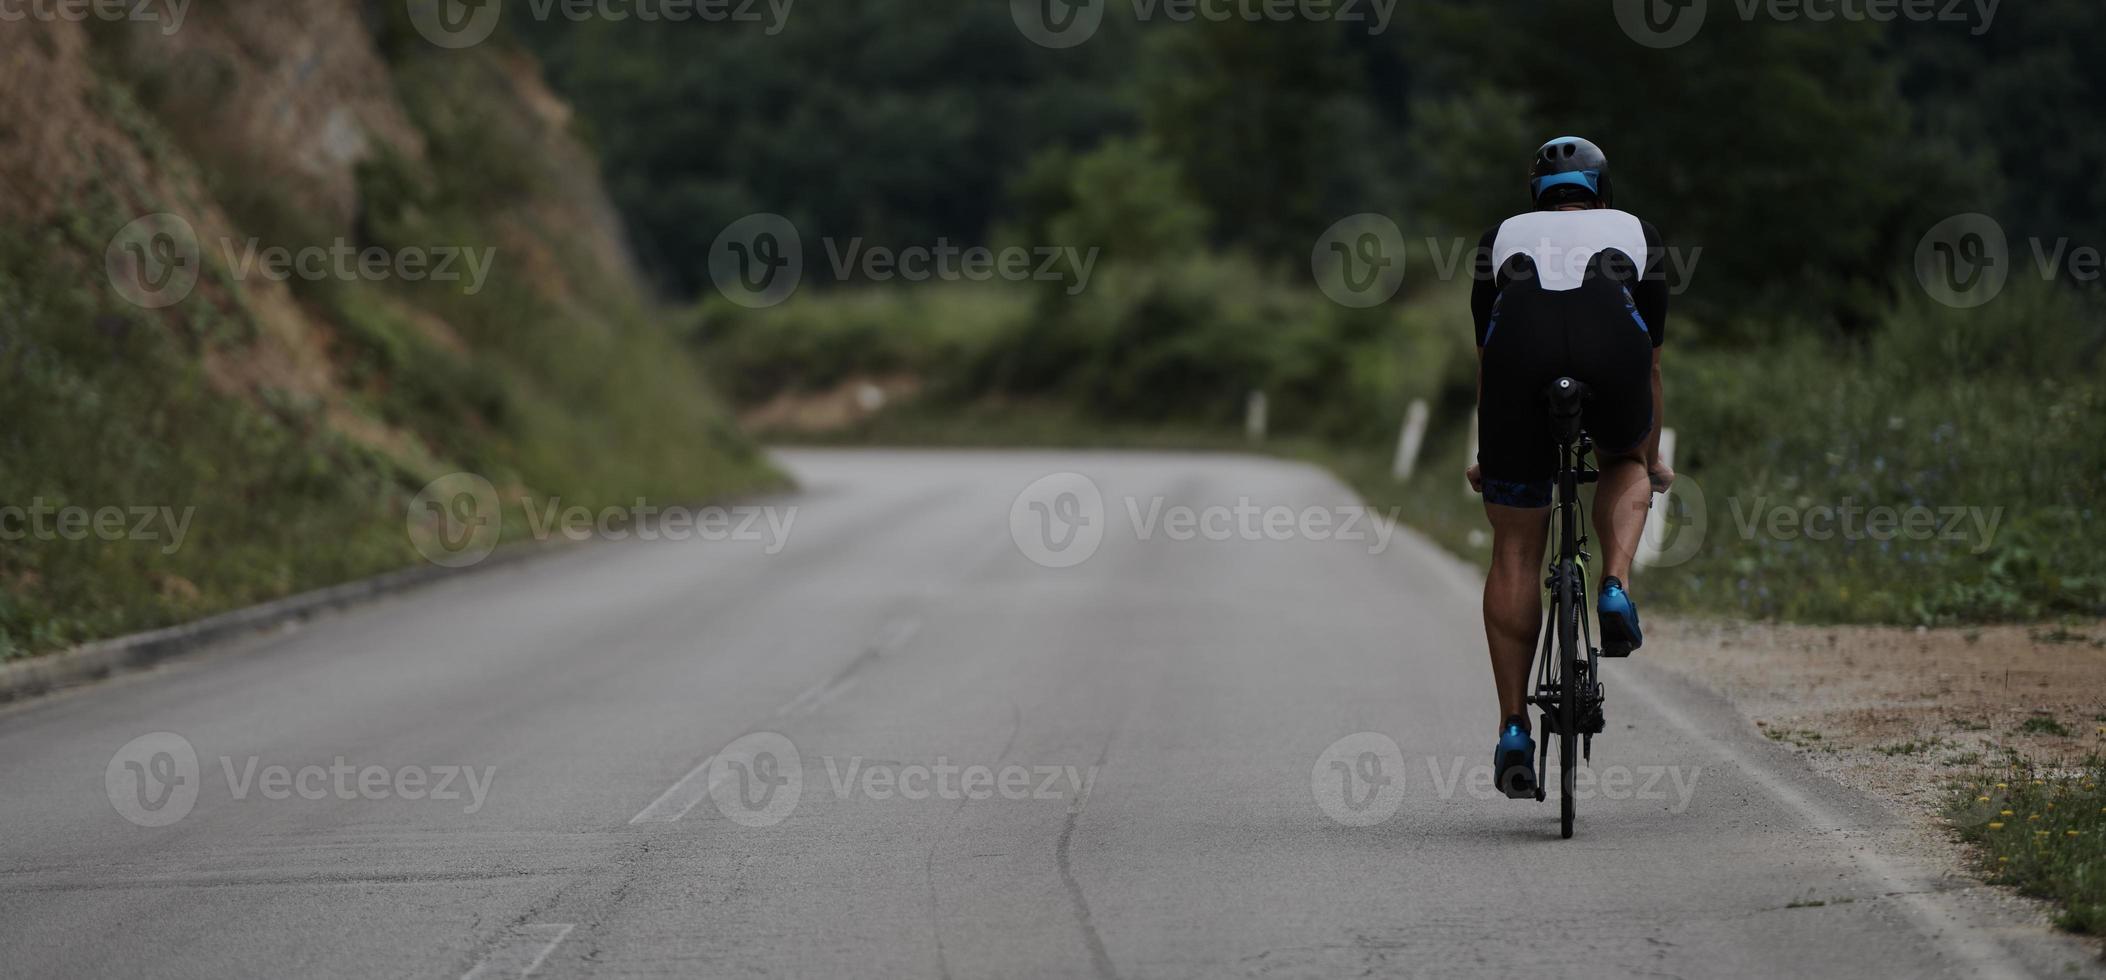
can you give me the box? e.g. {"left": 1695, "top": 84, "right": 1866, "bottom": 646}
{"left": 1557, "top": 561, "right": 1580, "bottom": 839}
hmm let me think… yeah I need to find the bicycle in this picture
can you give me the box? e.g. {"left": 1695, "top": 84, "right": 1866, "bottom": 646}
{"left": 1527, "top": 377, "right": 1609, "bottom": 839}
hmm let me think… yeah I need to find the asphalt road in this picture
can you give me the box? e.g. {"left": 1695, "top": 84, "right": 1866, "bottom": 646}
{"left": 0, "top": 450, "right": 2093, "bottom": 979}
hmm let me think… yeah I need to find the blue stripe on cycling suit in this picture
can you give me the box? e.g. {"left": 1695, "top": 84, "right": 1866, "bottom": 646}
{"left": 1484, "top": 293, "right": 1505, "bottom": 346}
{"left": 1530, "top": 170, "right": 1599, "bottom": 198}
{"left": 1484, "top": 478, "right": 1553, "bottom": 509}
{"left": 1621, "top": 285, "right": 1649, "bottom": 334}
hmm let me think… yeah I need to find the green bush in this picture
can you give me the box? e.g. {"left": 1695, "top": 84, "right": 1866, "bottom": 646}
{"left": 1651, "top": 280, "right": 2106, "bottom": 623}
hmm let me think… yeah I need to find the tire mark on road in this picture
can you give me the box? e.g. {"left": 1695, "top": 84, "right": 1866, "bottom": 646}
{"left": 1056, "top": 719, "right": 1122, "bottom": 980}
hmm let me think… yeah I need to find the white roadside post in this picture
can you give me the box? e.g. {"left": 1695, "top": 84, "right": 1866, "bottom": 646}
{"left": 1634, "top": 427, "right": 1678, "bottom": 569}
{"left": 1392, "top": 399, "right": 1430, "bottom": 482}
{"left": 1464, "top": 409, "right": 1479, "bottom": 497}
{"left": 1246, "top": 391, "right": 1269, "bottom": 443}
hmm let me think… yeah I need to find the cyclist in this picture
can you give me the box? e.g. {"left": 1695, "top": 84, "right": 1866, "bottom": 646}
{"left": 1465, "top": 137, "right": 1674, "bottom": 798}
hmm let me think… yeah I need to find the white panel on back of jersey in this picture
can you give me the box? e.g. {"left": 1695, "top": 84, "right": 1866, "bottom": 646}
{"left": 1491, "top": 209, "right": 1647, "bottom": 293}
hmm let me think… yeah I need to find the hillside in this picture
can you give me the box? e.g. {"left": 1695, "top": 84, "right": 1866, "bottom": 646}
{"left": 0, "top": 5, "right": 776, "bottom": 658}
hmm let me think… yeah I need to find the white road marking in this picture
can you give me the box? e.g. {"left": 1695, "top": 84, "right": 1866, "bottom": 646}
{"left": 778, "top": 617, "right": 921, "bottom": 717}
{"left": 632, "top": 617, "right": 922, "bottom": 824}
{"left": 629, "top": 755, "right": 722, "bottom": 825}
{"left": 461, "top": 923, "right": 574, "bottom": 980}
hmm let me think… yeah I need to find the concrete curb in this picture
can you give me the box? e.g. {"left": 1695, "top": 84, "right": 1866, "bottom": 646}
{"left": 0, "top": 544, "right": 556, "bottom": 705}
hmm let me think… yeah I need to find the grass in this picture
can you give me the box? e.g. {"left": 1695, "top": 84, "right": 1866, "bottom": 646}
{"left": 1876, "top": 738, "right": 1944, "bottom": 757}
{"left": 2019, "top": 715, "right": 2076, "bottom": 738}
{"left": 1950, "top": 759, "right": 2106, "bottom": 936}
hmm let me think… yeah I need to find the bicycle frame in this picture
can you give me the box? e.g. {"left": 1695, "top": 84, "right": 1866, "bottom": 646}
{"left": 1526, "top": 378, "right": 1605, "bottom": 838}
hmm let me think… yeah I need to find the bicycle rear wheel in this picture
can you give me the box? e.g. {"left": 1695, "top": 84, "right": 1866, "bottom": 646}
{"left": 1556, "top": 561, "right": 1580, "bottom": 839}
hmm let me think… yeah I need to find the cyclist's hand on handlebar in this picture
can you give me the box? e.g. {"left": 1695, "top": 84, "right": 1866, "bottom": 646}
{"left": 1648, "top": 458, "right": 1676, "bottom": 494}
{"left": 1466, "top": 463, "right": 1484, "bottom": 494}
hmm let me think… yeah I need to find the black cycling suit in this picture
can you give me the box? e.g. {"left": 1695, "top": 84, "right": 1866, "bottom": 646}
{"left": 1470, "top": 209, "right": 1667, "bottom": 509}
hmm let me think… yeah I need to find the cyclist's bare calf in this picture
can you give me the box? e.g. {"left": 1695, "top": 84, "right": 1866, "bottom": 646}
{"left": 1600, "top": 346, "right": 1670, "bottom": 584}
{"left": 1483, "top": 503, "right": 1550, "bottom": 731}
{"left": 1594, "top": 443, "right": 1651, "bottom": 584}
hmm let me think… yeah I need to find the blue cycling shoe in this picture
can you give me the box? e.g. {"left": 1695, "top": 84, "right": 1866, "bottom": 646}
{"left": 1494, "top": 716, "right": 1537, "bottom": 799}
{"left": 1599, "top": 576, "right": 1642, "bottom": 657}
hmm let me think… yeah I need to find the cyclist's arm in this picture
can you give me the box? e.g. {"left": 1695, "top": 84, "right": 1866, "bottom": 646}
{"left": 1636, "top": 220, "right": 1668, "bottom": 347}
{"left": 1470, "top": 229, "right": 1499, "bottom": 346}
{"left": 1647, "top": 348, "right": 1664, "bottom": 462}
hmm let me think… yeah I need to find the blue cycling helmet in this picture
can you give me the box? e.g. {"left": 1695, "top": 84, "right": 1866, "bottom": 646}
{"left": 1530, "top": 137, "right": 1613, "bottom": 209}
